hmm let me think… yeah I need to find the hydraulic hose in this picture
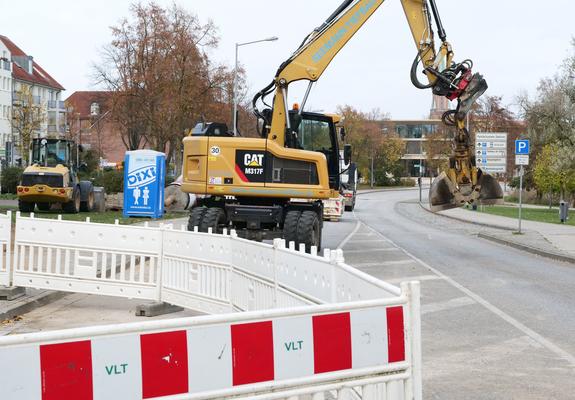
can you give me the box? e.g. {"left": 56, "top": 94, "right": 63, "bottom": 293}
{"left": 410, "top": 52, "right": 434, "bottom": 90}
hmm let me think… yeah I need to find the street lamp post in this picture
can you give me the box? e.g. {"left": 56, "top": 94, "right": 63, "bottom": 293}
{"left": 233, "top": 36, "right": 278, "bottom": 135}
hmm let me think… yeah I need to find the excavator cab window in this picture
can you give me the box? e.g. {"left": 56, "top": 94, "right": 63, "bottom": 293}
{"left": 296, "top": 113, "right": 340, "bottom": 189}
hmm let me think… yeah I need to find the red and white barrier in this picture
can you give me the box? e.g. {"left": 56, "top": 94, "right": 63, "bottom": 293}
{"left": 0, "top": 284, "right": 420, "bottom": 400}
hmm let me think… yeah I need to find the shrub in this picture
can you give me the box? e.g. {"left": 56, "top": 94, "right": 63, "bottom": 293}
{"left": 1, "top": 167, "right": 23, "bottom": 194}
{"left": 92, "top": 169, "right": 124, "bottom": 194}
{"left": 400, "top": 178, "right": 416, "bottom": 187}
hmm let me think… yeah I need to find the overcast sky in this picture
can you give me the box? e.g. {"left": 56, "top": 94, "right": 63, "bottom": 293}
{"left": 2, "top": 0, "right": 574, "bottom": 119}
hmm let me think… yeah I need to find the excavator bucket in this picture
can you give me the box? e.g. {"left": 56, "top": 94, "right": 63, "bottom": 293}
{"left": 429, "top": 172, "right": 457, "bottom": 212}
{"left": 429, "top": 171, "right": 504, "bottom": 212}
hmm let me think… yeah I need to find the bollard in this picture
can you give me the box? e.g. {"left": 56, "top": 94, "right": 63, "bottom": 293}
{"left": 559, "top": 201, "right": 569, "bottom": 224}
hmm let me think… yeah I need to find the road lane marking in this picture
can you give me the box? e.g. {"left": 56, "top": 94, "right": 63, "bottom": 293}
{"left": 352, "top": 260, "right": 416, "bottom": 268}
{"left": 421, "top": 297, "right": 477, "bottom": 315}
{"left": 387, "top": 274, "right": 443, "bottom": 284}
{"left": 336, "top": 218, "right": 361, "bottom": 249}
{"left": 359, "top": 221, "right": 575, "bottom": 368}
{"left": 343, "top": 248, "right": 400, "bottom": 254}
{"left": 346, "top": 239, "right": 388, "bottom": 243}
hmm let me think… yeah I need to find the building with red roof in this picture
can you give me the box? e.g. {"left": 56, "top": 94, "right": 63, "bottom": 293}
{"left": 0, "top": 35, "right": 66, "bottom": 165}
{"left": 66, "top": 91, "right": 127, "bottom": 165}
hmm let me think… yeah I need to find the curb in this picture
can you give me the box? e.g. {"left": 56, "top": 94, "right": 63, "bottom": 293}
{"left": 477, "top": 232, "right": 575, "bottom": 265}
{"left": 0, "top": 290, "right": 68, "bottom": 322}
{"left": 418, "top": 203, "right": 515, "bottom": 232}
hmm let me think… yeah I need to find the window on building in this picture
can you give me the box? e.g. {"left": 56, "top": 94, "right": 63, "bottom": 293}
{"left": 396, "top": 123, "right": 437, "bottom": 139}
{"left": 405, "top": 141, "right": 422, "bottom": 155}
{"left": 90, "top": 102, "right": 100, "bottom": 116}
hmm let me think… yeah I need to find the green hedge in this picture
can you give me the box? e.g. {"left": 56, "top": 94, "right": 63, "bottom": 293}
{"left": 92, "top": 170, "right": 124, "bottom": 194}
{"left": 1, "top": 167, "right": 23, "bottom": 194}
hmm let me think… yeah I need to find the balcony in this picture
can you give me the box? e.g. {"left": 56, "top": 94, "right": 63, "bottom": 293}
{"left": 13, "top": 92, "right": 42, "bottom": 105}
{"left": 47, "top": 100, "right": 66, "bottom": 110}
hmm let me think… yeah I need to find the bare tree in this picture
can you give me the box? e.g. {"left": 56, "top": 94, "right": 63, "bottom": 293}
{"left": 94, "top": 2, "right": 246, "bottom": 170}
{"left": 11, "top": 85, "right": 46, "bottom": 165}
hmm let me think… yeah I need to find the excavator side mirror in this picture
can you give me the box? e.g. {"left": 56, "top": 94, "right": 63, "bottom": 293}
{"left": 344, "top": 144, "right": 352, "bottom": 165}
{"left": 339, "top": 126, "right": 346, "bottom": 142}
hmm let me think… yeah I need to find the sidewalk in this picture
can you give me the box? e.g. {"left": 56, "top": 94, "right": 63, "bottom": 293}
{"left": 437, "top": 206, "right": 575, "bottom": 262}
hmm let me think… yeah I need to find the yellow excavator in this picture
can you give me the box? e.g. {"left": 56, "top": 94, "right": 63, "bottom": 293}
{"left": 181, "top": 0, "right": 502, "bottom": 250}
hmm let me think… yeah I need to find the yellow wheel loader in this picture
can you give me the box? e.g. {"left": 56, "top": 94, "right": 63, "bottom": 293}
{"left": 182, "top": 0, "right": 501, "bottom": 251}
{"left": 17, "top": 138, "right": 95, "bottom": 214}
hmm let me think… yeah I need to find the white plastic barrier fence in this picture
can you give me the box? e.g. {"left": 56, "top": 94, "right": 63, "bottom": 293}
{"left": 0, "top": 282, "right": 421, "bottom": 400}
{"left": 12, "top": 214, "right": 162, "bottom": 301}
{"left": 0, "top": 211, "right": 12, "bottom": 287}
{"left": 9, "top": 214, "right": 400, "bottom": 314}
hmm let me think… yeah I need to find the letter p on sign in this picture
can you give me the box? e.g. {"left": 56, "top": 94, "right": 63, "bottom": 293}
{"left": 515, "top": 140, "right": 529, "bottom": 155}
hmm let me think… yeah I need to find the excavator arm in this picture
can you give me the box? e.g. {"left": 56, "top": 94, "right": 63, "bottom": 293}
{"left": 253, "top": 0, "right": 502, "bottom": 211}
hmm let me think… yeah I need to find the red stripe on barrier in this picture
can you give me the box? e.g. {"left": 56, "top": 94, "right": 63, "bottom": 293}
{"left": 386, "top": 306, "right": 405, "bottom": 363}
{"left": 312, "top": 312, "right": 352, "bottom": 374}
{"left": 140, "top": 330, "right": 188, "bottom": 399}
{"left": 40, "top": 340, "right": 93, "bottom": 400}
{"left": 231, "top": 321, "right": 274, "bottom": 386}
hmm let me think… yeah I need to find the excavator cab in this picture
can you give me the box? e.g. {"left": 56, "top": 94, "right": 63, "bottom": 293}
{"left": 291, "top": 111, "right": 342, "bottom": 190}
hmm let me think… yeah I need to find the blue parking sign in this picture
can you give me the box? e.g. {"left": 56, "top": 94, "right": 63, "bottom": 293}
{"left": 515, "top": 140, "right": 530, "bottom": 155}
{"left": 123, "top": 150, "right": 166, "bottom": 218}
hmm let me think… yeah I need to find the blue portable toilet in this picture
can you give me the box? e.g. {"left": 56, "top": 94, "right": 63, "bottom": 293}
{"left": 123, "top": 150, "right": 166, "bottom": 218}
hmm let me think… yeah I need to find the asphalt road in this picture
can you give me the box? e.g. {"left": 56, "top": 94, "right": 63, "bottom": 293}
{"left": 343, "top": 189, "right": 575, "bottom": 400}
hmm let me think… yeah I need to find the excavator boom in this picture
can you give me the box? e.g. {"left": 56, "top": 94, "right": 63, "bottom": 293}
{"left": 253, "top": 0, "right": 501, "bottom": 210}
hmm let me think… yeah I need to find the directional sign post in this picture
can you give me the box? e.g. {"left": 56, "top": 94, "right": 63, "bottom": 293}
{"left": 475, "top": 133, "right": 508, "bottom": 174}
{"left": 514, "top": 139, "right": 530, "bottom": 234}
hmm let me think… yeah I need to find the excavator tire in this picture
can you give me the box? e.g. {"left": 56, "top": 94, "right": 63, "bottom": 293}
{"left": 18, "top": 200, "right": 35, "bottom": 213}
{"left": 80, "top": 184, "right": 95, "bottom": 212}
{"left": 297, "top": 210, "right": 321, "bottom": 253}
{"left": 63, "top": 187, "right": 81, "bottom": 214}
{"left": 200, "top": 207, "right": 226, "bottom": 233}
{"left": 283, "top": 210, "right": 301, "bottom": 247}
{"left": 187, "top": 206, "right": 207, "bottom": 231}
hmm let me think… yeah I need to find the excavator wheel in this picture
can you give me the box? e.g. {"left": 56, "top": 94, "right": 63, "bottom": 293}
{"left": 283, "top": 210, "right": 301, "bottom": 246}
{"left": 200, "top": 207, "right": 226, "bottom": 233}
{"left": 18, "top": 200, "right": 35, "bottom": 213}
{"left": 187, "top": 206, "right": 207, "bottom": 231}
{"left": 80, "top": 187, "right": 95, "bottom": 212}
{"left": 63, "top": 187, "right": 81, "bottom": 214}
{"left": 297, "top": 210, "right": 322, "bottom": 253}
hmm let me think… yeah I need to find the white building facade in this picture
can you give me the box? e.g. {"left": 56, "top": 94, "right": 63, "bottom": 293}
{"left": 0, "top": 40, "right": 12, "bottom": 160}
{"left": 0, "top": 35, "right": 66, "bottom": 166}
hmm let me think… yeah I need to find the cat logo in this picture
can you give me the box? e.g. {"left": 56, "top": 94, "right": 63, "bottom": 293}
{"left": 244, "top": 153, "right": 264, "bottom": 168}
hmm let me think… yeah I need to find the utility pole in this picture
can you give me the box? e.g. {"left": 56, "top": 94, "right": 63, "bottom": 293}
{"left": 370, "top": 156, "right": 374, "bottom": 189}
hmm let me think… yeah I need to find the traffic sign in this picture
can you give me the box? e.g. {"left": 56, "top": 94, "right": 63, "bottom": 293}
{"left": 515, "top": 155, "right": 529, "bottom": 166}
{"left": 515, "top": 140, "right": 530, "bottom": 155}
{"left": 475, "top": 132, "right": 508, "bottom": 174}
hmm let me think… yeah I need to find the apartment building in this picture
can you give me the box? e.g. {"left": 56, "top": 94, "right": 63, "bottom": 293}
{"left": 0, "top": 40, "right": 12, "bottom": 160}
{"left": 0, "top": 35, "right": 65, "bottom": 165}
